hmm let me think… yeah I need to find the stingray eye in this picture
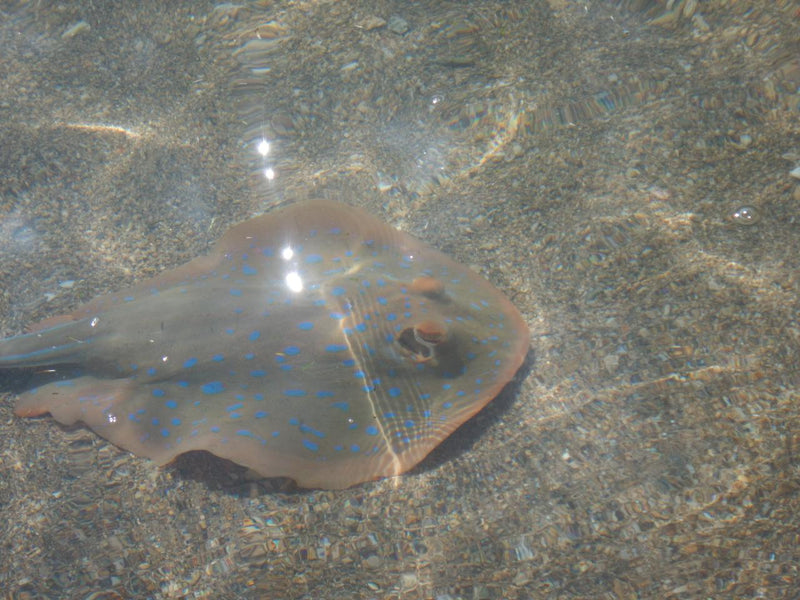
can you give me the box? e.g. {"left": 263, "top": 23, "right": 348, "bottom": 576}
{"left": 410, "top": 276, "right": 447, "bottom": 300}
{"left": 397, "top": 320, "right": 447, "bottom": 363}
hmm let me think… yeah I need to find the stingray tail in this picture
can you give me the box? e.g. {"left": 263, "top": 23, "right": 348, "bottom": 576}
{"left": 0, "top": 318, "right": 94, "bottom": 368}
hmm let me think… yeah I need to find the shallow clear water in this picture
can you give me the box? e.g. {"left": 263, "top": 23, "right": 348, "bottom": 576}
{"left": 1, "top": 1, "right": 798, "bottom": 598}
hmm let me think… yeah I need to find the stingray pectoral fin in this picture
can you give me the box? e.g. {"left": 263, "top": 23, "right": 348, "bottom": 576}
{"left": 14, "top": 376, "right": 133, "bottom": 421}
{"left": 12, "top": 377, "right": 178, "bottom": 464}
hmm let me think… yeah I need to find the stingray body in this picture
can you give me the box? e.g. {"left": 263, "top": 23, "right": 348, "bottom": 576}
{"left": 0, "top": 201, "right": 529, "bottom": 488}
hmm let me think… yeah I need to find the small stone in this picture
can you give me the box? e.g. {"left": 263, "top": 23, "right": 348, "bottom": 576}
{"left": 61, "top": 20, "right": 90, "bottom": 40}
{"left": 357, "top": 16, "right": 386, "bottom": 31}
{"left": 603, "top": 353, "right": 619, "bottom": 373}
{"left": 399, "top": 572, "right": 418, "bottom": 590}
{"left": 387, "top": 16, "right": 409, "bottom": 35}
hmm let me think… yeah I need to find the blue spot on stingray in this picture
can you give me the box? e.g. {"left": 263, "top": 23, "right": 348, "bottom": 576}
{"left": 332, "top": 401, "right": 349, "bottom": 411}
{"left": 284, "top": 389, "right": 306, "bottom": 397}
{"left": 161, "top": 429, "right": 170, "bottom": 437}
{"left": 302, "top": 439, "right": 319, "bottom": 452}
{"left": 183, "top": 357, "right": 198, "bottom": 368}
{"left": 230, "top": 288, "right": 242, "bottom": 297}
{"left": 284, "top": 345, "right": 300, "bottom": 356}
{"left": 297, "top": 321, "right": 314, "bottom": 331}
{"left": 386, "top": 313, "right": 397, "bottom": 321}
{"left": 365, "top": 426, "right": 379, "bottom": 436}
{"left": 330, "top": 227, "right": 341, "bottom": 234}
{"left": 242, "top": 264, "right": 257, "bottom": 275}
{"left": 165, "top": 400, "right": 178, "bottom": 409}
{"left": 130, "top": 364, "right": 139, "bottom": 371}
{"left": 249, "top": 330, "right": 261, "bottom": 341}
{"left": 178, "top": 381, "right": 189, "bottom": 388}
{"left": 171, "top": 418, "right": 182, "bottom": 426}
{"left": 226, "top": 328, "right": 235, "bottom": 335}
{"left": 147, "top": 367, "right": 157, "bottom": 376}
{"left": 332, "top": 286, "right": 346, "bottom": 296}
{"left": 202, "top": 381, "right": 224, "bottom": 394}
{"left": 350, "top": 444, "right": 361, "bottom": 453}
{"left": 289, "top": 418, "right": 299, "bottom": 426}
{"left": 404, "top": 420, "right": 415, "bottom": 428}
{"left": 250, "top": 369, "right": 266, "bottom": 377}
{"left": 383, "top": 411, "right": 396, "bottom": 419}
{"left": 244, "top": 353, "right": 255, "bottom": 360}
{"left": 152, "top": 388, "right": 165, "bottom": 397}
{"left": 377, "top": 296, "right": 388, "bottom": 305}
{"left": 212, "top": 354, "right": 224, "bottom": 362}
{"left": 329, "top": 311, "right": 346, "bottom": 320}
{"left": 353, "top": 370, "right": 366, "bottom": 379}
{"left": 388, "top": 387, "right": 401, "bottom": 397}
{"left": 254, "top": 393, "right": 264, "bottom": 401}
{"left": 355, "top": 322, "right": 367, "bottom": 332}
{"left": 254, "top": 411, "right": 268, "bottom": 418}
{"left": 326, "top": 344, "right": 347, "bottom": 352}
{"left": 227, "top": 403, "right": 244, "bottom": 412}
{"left": 443, "top": 402, "right": 453, "bottom": 409}
{"left": 305, "top": 254, "right": 323, "bottom": 264}
{"left": 211, "top": 426, "right": 221, "bottom": 433}
{"left": 442, "top": 383, "right": 452, "bottom": 390}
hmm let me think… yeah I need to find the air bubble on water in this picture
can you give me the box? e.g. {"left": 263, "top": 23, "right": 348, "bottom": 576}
{"left": 730, "top": 206, "right": 759, "bottom": 226}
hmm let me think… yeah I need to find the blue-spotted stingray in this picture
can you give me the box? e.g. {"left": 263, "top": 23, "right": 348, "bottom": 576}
{"left": 0, "top": 201, "right": 529, "bottom": 489}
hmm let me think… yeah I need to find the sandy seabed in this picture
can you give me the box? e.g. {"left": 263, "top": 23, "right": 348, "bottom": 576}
{"left": 1, "top": 1, "right": 799, "bottom": 598}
